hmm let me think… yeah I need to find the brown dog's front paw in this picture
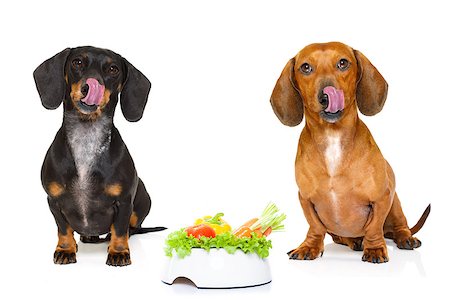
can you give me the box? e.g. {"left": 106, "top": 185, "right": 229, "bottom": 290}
{"left": 396, "top": 236, "right": 421, "bottom": 250}
{"left": 54, "top": 250, "right": 77, "bottom": 264}
{"left": 106, "top": 251, "right": 131, "bottom": 267}
{"left": 362, "top": 247, "right": 389, "bottom": 263}
{"left": 287, "top": 246, "right": 323, "bottom": 260}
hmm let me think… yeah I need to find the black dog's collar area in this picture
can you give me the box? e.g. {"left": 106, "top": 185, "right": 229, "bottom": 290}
{"left": 77, "top": 100, "right": 98, "bottom": 113}
{"left": 320, "top": 110, "right": 343, "bottom": 123}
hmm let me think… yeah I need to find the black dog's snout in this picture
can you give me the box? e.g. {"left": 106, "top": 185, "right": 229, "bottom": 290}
{"left": 319, "top": 93, "right": 329, "bottom": 107}
{"left": 81, "top": 84, "right": 89, "bottom": 97}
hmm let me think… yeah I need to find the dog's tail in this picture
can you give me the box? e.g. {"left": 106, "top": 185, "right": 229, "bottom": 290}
{"left": 410, "top": 204, "right": 431, "bottom": 235}
{"left": 80, "top": 227, "right": 166, "bottom": 244}
{"left": 130, "top": 226, "right": 167, "bottom": 235}
{"left": 384, "top": 204, "right": 431, "bottom": 239}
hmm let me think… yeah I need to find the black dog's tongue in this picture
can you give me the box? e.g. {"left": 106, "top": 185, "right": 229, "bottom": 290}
{"left": 81, "top": 78, "right": 105, "bottom": 106}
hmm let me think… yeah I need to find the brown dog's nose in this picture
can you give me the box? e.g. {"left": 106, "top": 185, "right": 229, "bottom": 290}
{"left": 319, "top": 93, "right": 329, "bottom": 107}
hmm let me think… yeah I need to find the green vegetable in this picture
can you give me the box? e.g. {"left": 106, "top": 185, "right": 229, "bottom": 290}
{"left": 250, "top": 202, "right": 286, "bottom": 232}
{"left": 164, "top": 229, "right": 272, "bottom": 259}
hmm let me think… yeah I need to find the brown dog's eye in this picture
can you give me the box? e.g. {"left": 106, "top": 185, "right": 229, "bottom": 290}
{"left": 300, "top": 63, "right": 313, "bottom": 75}
{"left": 108, "top": 65, "right": 119, "bottom": 76}
{"left": 71, "top": 58, "right": 83, "bottom": 69}
{"left": 337, "top": 58, "right": 350, "bottom": 71}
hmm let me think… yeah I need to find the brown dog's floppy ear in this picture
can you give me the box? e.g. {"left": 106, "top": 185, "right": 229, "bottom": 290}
{"left": 354, "top": 50, "right": 388, "bottom": 116}
{"left": 120, "top": 59, "right": 151, "bottom": 122}
{"left": 270, "top": 58, "right": 304, "bottom": 126}
{"left": 33, "top": 48, "right": 71, "bottom": 109}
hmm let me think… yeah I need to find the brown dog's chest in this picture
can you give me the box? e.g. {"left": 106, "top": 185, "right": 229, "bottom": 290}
{"left": 295, "top": 128, "right": 391, "bottom": 237}
{"left": 312, "top": 186, "right": 372, "bottom": 237}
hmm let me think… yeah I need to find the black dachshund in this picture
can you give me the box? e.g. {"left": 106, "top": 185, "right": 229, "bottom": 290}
{"left": 34, "top": 46, "right": 165, "bottom": 266}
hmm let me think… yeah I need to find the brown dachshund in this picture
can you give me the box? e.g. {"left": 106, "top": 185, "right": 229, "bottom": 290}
{"left": 270, "top": 42, "right": 430, "bottom": 263}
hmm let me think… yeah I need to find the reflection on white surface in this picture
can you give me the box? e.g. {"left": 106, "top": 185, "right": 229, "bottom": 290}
{"left": 282, "top": 240, "right": 426, "bottom": 278}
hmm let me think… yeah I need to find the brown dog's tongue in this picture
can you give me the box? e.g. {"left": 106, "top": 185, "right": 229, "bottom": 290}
{"left": 324, "top": 86, "right": 344, "bottom": 113}
{"left": 81, "top": 78, "right": 105, "bottom": 106}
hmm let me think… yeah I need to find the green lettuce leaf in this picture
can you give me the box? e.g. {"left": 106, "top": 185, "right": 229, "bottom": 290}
{"left": 164, "top": 229, "right": 272, "bottom": 259}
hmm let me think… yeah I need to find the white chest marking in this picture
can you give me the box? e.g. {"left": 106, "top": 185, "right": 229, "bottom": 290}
{"left": 66, "top": 115, "right": 111, "bottom": 225}
{"left": 329, "top": 189, "right": 340, "bottom": 219}
{"left": 324, "top": 134, "right": 342, "bottom": 177}
{"left": 68, "top": 120, "right": 111, "bottom": 181}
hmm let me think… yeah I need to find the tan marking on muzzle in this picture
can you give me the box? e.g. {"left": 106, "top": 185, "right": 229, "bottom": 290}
{"left": 70, "top": 81, "right": 84, "bottom": 102}
{"left": 48, "top": 182, "right": 64, "bottom": 198}
{"left": 105, "top": 183, "right": 122, "bottom": 197}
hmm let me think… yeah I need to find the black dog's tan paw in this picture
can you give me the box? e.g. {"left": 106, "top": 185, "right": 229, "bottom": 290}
{"left": 106, "top": 252, "right": 131, "bottom": 267}
{"left": 362, "top": 247, "right": 389, "bottom": 263}
{"left": 396, "top": 236, "right": 421, "bottom": 250}
{"left": 287, "top": 245, "right": 323, "bottom": 260}
{"left": 54, "top": 250, "right": 76, "bottom": 264}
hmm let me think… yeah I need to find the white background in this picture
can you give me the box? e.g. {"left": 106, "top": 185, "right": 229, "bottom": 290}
{"left": 0, "top": 0, "right": 447, "bottom": 299}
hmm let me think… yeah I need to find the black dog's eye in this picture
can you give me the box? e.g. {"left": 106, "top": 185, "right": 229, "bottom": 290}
{"left": 108, "top": 65, "right": 120, "bottom": 75}
{"left": 337, "top": 58, "right": 350, "bottom": 71}
{"left": 71, "top": 58, "right": 83, "bottom": 69}
{"left": 300, "top": 63, "right": 313, "bottom": 75}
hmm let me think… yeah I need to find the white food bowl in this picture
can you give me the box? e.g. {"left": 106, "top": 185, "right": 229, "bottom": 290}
{"left": 161, "top": 248, "right": 272, "bottom": 289}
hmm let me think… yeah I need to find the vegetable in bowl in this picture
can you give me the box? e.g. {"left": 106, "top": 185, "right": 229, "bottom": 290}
{"left": 165, "top": 230, "right": 272, "bottom": 259}
{"left": 164, "top": 202, "right": 285, "bottom": 259}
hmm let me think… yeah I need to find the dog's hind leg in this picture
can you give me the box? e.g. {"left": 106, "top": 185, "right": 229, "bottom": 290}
{"left": 80, "top": 235, "right": 111, "bottom": 243}
{"left": 129, "top": 178, "right": 166, "bottom": 235}
{"left": 383, "top": 193, "right": 427, "bottom": 249}
{"left": 329, "top": 233, "right": 363, "bottom": 251}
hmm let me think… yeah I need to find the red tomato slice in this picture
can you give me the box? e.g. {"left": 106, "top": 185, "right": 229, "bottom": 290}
{"left": 185, "top": 224, "right": 216, "bottom": 239}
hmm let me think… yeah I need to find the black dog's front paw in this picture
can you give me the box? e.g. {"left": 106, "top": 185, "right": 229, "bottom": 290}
{"left": 106, "top": 252, "right": 131, "bottom": 267}
{"left": 54, "top": 250, "right": 76, "bottom": 264}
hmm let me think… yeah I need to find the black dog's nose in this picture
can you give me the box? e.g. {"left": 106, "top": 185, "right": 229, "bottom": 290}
{"left": 319, "top": 93, "right": 329, "bottom": 107}
{"left": 81, "top": 84, "right": 89, "bottom": 97}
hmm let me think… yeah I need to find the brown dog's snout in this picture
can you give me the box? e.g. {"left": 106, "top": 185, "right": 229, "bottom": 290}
{"left": 317, "top": 80, "right": 335, "bottom": 110}
{"left": 318, "top": 90, "right": 329, "bottom": 107}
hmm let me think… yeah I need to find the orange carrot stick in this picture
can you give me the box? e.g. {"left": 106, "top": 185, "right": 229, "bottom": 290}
{"left": 233, "top": 226, "right": 253, "bottom": 238}
{"left": 233, "top": 218, "right": 259, "bottom": 237}
{"left": 253, "top": 228, "right": 263, "bottom": 238}
{"left": 241, "top": 218, "right": 258, "bottom": 228}
{"left": 263, "top": 227, "right": 272, "bottom": 237}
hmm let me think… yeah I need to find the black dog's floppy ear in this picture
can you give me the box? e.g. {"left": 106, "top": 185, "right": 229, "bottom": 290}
{"left": 120, "top": 59, "right": 151, "bottom": 122}
{"left": 354, "top": 50, "right": 388, "bottom": 116}
{"left": 270, "top": 58, "right": 304, "bottom": 126}
{"left": 33, "top": 48, "right": 71, "bottom": 110}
